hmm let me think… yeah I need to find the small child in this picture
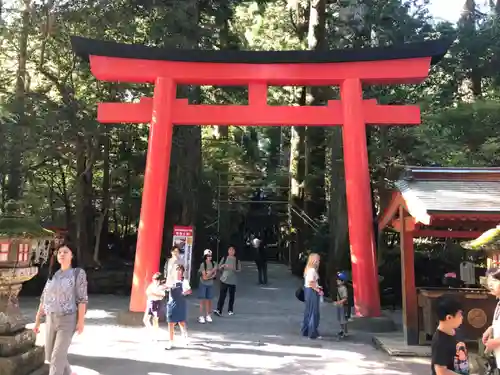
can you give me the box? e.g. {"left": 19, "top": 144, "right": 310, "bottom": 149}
{"left": 335, "top": 272, "right": 349, "bottom": 338}
{"left": 166, "top": 264, "right": 192, "bottom": 350}
{"left": 431, "top": 296, "right": 469, "bottom": 375}
{"left": 143, "top": 272, "right": 166, "bottom": 336}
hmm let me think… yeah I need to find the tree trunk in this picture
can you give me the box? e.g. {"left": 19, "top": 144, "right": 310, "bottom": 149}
{"left": 326, "top": 127, "right": 350, "bottom": 292}
{"left": 75, "top": 135, "right": 88, "bottom": 263}
{"left": 166, "top": 0, "right": 202, "bottom": 266}
{"left": 213, "top": 3, "right": 237, "bottom": 251}
{"left": 325, "top": 0, "right": 370, "bottom": 291}
{"left": 84, "top": 139, "right": 95, "bottom": 261}
{"left": 459, "top": 0, "right": 482, "bottom": 99}
{"left": 303, "top": 0, "right": 327, "bottom": 220}
{"left": 93, "top": 209, "right": 108, "bottom": 266}
{"left": 56, "top": 161, "right": 72, "bottom": 231}
{"left": 215, "top": 125, "right": 230, "bottom": 250}
{"left": 288, "top": 88, "right": 307, "bottom": 268}
{"left": 7, "top": 0, "right": 31, "bottom": 200}
{"left": 49, "top": 187, "right": 55, "bottom": 222}
{"left": 100, "top": 130, "right": 111, "bottom": 256}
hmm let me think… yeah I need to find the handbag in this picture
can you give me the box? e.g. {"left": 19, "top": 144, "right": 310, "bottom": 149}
{"left": 485, "top": 355, "right": 500, "bottom": 375}
{"left": 295, "top": 286, "right": 305, "bottom": 302}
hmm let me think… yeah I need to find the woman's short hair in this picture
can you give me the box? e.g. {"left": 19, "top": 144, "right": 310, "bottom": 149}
{"left": 48, "top": 243, "right": 77, "bottom": 280}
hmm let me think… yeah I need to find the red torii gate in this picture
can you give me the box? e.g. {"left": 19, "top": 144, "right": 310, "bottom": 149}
{"left": 71, "top": 36, "right": 451, "bottom": 318}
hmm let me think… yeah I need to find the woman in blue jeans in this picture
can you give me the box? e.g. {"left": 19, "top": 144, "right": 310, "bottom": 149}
{"left": 198, "top": 249, "right": 217, "bottom": 323}
{"left": 301, "top": 253, "right": 323, "bottom": 339}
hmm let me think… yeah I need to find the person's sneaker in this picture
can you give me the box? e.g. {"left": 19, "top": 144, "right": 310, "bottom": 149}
{"left": 198, "top": 316, "right": 206, "bottom": 324}
{"left": 309, "top": 335, "right": 323, "bottom": 340}
{"left": 205, "top": 315, "right": 213, "bottom": 323}
{"left": 228, "top": 311, "right": 234, "bottom": 316}
{"left": 213, "top": 309, "right": 222, "bottom": 317}
{"left": 337, "top": 331, "right": 345, "bottom": 339}
{"left": 165, "top": 341, "right": 173, "bottom": 350}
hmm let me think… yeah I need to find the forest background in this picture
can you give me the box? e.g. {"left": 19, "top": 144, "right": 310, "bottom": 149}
{"left": 0, "top": 0, "right": 498, "bottom": 295}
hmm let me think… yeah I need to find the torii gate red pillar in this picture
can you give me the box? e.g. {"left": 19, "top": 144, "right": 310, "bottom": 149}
{"left": 71, "top": 36, "right": 451, "bottom": 317}
{"left": 341, "top": 78, "right": 379, "bottom": 316}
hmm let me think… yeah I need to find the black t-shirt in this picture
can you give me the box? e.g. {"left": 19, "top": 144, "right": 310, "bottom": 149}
{"left": 431, "top": 329, "right": 469, "bottom": 375}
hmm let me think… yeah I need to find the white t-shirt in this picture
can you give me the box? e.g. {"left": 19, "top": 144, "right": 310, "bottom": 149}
{"left": 181, "top": 279, "right": 191, "bottom": 293}
{"left": 304, "top": 268, "right": 318, "bottom": 287}
{"left": 165, "top": 258, "right": 183, "bottom": 287}
{"left": 146, "top": 283, "right": 165, "bottom": 301}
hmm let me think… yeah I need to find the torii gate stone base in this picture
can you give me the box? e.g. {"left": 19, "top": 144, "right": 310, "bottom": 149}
{"left": 71, "top": 36, "right": 451, "bottom": 327}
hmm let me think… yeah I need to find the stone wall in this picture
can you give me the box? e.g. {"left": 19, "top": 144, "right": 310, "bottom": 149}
{"left": 20, "top": 266, "right": 134, "bottom": 296}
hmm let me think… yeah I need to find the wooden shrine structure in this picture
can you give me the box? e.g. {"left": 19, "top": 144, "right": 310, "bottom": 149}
{"left": 379, "top": 167, "right": 500, "bottom": 345}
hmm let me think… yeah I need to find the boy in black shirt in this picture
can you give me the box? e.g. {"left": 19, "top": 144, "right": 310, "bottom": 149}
{"left": 431, "top": 296, "right": 469, "bottom": 375}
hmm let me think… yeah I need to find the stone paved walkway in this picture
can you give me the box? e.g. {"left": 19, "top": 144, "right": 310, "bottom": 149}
{"left": 21, "top": 262, "right": 430, "bottom": 375}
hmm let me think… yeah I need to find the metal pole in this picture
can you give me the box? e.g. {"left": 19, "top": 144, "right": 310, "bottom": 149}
{"left": 216, "top": 172, "right": 221, "bottom": 261}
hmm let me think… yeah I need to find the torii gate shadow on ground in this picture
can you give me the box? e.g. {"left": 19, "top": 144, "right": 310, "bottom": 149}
{"left": 71, "top": 36, "right": 452, "bottom": 321}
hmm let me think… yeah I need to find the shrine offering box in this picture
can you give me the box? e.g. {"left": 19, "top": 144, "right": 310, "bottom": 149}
{"left": 417, "top": 287, "right": 496, "bottom": 343}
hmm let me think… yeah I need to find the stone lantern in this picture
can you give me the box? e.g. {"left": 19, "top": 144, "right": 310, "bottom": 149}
{"left": 0, "top": 201, "right": 52, "bottom": 375}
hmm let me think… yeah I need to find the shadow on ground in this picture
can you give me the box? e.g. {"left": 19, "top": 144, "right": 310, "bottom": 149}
{"left": 21, "top": 262, "right": 429, "bottom": 374}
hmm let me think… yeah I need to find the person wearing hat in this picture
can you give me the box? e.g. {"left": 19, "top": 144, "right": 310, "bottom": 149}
{"left": 334, "top": 271, "right": 349, "bottom": 338}
{"left": 197, "top": 249, "right": 217, "bottom": 323}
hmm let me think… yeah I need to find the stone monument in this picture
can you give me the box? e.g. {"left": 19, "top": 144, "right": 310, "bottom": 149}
{"left": 0, "top": 201, "right": 51, "bottom": 375}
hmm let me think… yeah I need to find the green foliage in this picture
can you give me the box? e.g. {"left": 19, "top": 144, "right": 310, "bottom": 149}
{"left": 1, "top": 0, "right": 500, "bottom": 266}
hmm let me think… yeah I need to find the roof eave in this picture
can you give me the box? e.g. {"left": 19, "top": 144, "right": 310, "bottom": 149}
{"left": 70, "top": 36, "right": 453, "bottom": 65}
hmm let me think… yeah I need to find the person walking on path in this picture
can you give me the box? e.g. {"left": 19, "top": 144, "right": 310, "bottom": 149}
{"left": 164, "top": 246, "right": 183, "bottom": 286}
{"left": 166, "top": 264, "right": 192, "bottom": 350}
{"left": 162, "top": 246, "right": 183, "bottom": 316}
{"left": 252, "top": 234, "right": 268, "bottom": 285}
{"left": 34, "top": 244, "right": 88, "bottom": 375}
{"left": 214, "top": 246, "right": 241, "bottom": 317}
{"left": 198, "top": 249, "right": 217, "bottom": 324}
{"left": 301, "top": 253, "right": 323, "bottom": 340}
{"left": 143, "top": 272, "right": 166, "bottom": 337}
